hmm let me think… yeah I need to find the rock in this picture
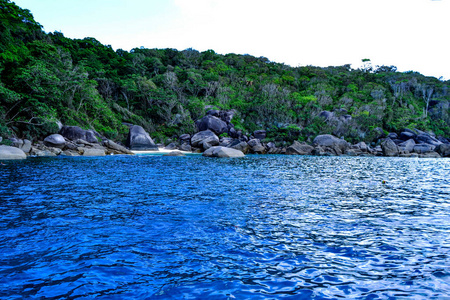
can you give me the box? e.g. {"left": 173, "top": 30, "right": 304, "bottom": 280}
{"left": 436, "top": 144, "right": 450, "bottom": 157}
{"left": 266, "top": 142, "right": 276, "bottom": 149}
{"left": 163, "top": 151, "right": 186, "bottom": 157}
{"left": 219, "top": 137, "right": 234, "bottom": 147}
{"left": 228, "top": 140, "right": 250, "bottom": 154}
{"left": 420, "top": 151, "right": 441, "bottom": 158}
{"left": 413, "top": 144, "right": 434, "bottom": 154}
{"left": 219, "top": 110, "right": 235, "bottom": 124}
{"left": 31, "top": 148, "right": 57, "bottom": 157}
{"left": 60, "top": 126, "right": 98, "bottom": 143}
{"left": 206, "top": 109, "right": 220, "bottom": 117}
{"left": 203, "top": 146, "right": 245, "bottom": 158}
{"left": 381, "top": 138, "right": 399, "bottom": 156}
{"left": 191, "top": 130, "right": 219, "bottom": 149}
{"left": 179, "top": 134, "right": 191, "bottom": 143}
{"left": 164, "top": 143, "right": 177, "bottom": 150}
{"left": 253, "top": 130, "right": 267, "bottom": 140}
{"left": 10, "top": 138, "right": 24, "bottom": 149}
{"left": 345, "top": 149, "right": 361, "bottom": 156}
{"left": 437, "top": 136, "right": 450, "bottom": 144}
{"left": 319, "top": 111, "right": 334, "bottom": 120}
{"left": 195, "top": 115, "right": 228, "bottom": 135}
{"left": 312, "top": 146, "right": 334, "bottom": 156}
{"left": 387, "top": 132, "right": 398, "bottom": 139}
{"left": 85, "top": 130, "right": 99, "bottom": 143}
{"left": 228, "top": 127, "right": 238, "bottom": 139}
{"left": 398, "top": 139, "right": 415, "bottom": 153}
{"left": 247, "top": 139, "right": 261, "bottom": 148}
{"left": 61, "top": 150, "right": 80, "bottom": 156}
{"left": 21, "top": 139, "right": 32, "bottom": 153}
{"left": 399, "top": 131, "right": 416, "bottom": 141}
{"left": 75, "top": 139, "right": 93, "bottom": 147}
{"left": 251, "top": 144, "right": 266, "bottom": 154}
{"left": 355, "top": 142, "right": 368, "bottom": 152}
{"left": 103, "top": 139, "right": 134, "bottom": 155}
{"left": 179, "top": 144, "right": 192, "bottom": 152}
{"left": 286, "top": 141, "right": 314, "bottom": 155}
{"left": 372, "top": 127, "right": 386, "bottom": 140}
{"left": 247, "top": 138, "right": 266, "bottom": 154}
{"left": 416, "top": 134, "right": 442, "bottom": 147}
{"left": 81, "top": 148, "right": 106, "bottom": 156}
{"left": 44, "top": 134, "right": 66, "bottom": 149}
{"left": 312, "top": 134, "right": 349, "bottom": 155}
{"left": 0, "top": 145, "right": 27, "bottom": 160}
{"left": 126, "top": 125, "right": 158, "bottom": 150}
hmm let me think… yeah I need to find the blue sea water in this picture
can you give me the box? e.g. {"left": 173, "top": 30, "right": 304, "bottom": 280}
{"left": 0, "top": 154, "right": 449, "bottom": 299}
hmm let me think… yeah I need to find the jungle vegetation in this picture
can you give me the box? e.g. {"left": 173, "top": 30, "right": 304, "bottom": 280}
{"left": 1, "top": 0, "right": 449, "bottom": 144}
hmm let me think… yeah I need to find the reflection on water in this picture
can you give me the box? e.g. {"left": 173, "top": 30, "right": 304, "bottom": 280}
{"left": 0, "top": 155, "right": 449, "bottom": 299}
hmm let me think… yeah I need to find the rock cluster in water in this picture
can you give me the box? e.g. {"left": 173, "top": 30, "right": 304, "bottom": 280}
{"left": 2, "top": 110, "right": 450, "bottom": 160}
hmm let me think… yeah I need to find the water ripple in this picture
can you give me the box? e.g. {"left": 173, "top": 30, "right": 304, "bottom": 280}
{"left": 0, "top": 155, "right": 449, "bottom": 299}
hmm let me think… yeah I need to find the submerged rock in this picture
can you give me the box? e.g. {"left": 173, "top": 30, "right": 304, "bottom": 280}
{"left": 163, "top": 151, "right": 186, "bottom": 157}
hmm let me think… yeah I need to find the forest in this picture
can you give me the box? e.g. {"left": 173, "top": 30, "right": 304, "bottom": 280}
{"left": 1, "top": 0, "right": 449, "bottom": 145}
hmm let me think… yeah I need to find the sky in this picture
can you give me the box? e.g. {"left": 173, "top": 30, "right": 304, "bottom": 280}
{"left": 13, "top": 0, "right": 450, "bottom": 79}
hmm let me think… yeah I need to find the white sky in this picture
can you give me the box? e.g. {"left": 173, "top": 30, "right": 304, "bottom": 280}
{"left": 13, "top": 0, "right": 450, "bottom": 79}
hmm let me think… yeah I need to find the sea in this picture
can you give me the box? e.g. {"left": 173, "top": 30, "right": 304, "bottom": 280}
{"left": 1, "top": 154, "right": 449, "bottom": 299}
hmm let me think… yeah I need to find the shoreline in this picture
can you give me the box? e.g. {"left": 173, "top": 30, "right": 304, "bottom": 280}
{"left": 132, "top": 148, "right": 199, "bottom": 155}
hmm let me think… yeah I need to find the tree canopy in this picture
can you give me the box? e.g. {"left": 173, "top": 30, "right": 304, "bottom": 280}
{"left": 1, "top": 0, "right": 449, "bottom": 143}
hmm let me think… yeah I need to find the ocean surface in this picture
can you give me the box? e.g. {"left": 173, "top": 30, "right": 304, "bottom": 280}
{"left": 0, "top": 154, "right": 449, "bottom": 299}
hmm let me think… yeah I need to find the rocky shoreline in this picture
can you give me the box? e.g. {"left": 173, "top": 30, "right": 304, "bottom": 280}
{"left": 1, "top": 109, "right": 450, "bottom": 160}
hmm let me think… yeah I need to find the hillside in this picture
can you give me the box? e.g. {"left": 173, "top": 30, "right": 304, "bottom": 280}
{"left": 1, "top": 0, "right": 450, "bottom": 145}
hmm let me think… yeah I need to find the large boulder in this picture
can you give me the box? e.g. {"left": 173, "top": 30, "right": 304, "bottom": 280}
{"left": 0, "top": 145, "right": 27, "bottom": 160}
{"left": 196, "top": 115, "right": 228, "bottom": 135}
{"left": 191, "top": 130, "right": 219, "bottom": 149}
{"left": 126, "top": 125, "right": 158, "bottom": 150}
{"left": 416, "top": 134, "right": 442, "bottom": 147}
{"left": 436, "top": 144, "right": 450, "bottom": 157}
{"left": 381, "top": 138, "right": 399, "bottom": 156}
{"left": 398, "top": 139, "right": 415, "bottom": 153}
{"left": 59, "top": 126, "right": 98, "bottom": 143}
{"left": 313, "top": 134, "right": 349, "bottom": 155}
{"left": 203, "top": 146, "right": 245, "bottom": 158}
{"left": 44, "top": 134, "right": 66, "bottom": 149}
{"left": 286, "top": 141, "right": 314, "bottom": 155}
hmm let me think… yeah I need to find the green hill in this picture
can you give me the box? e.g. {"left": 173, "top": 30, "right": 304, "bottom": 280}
{"left": 1, "top": 0, "right": 449, "bottom": 144}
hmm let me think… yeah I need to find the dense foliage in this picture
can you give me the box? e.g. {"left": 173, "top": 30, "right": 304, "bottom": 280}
{"left": 1, "top": 0, "right": 449, "bottom": 143}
